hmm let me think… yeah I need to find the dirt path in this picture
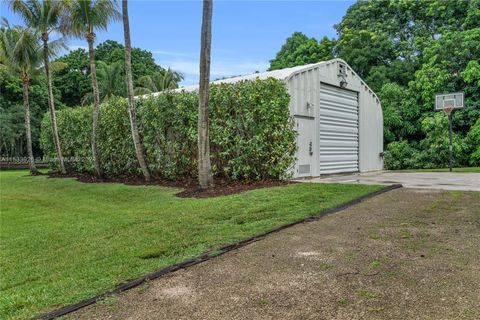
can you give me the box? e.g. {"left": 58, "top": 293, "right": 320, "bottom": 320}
{"left": 69, "top": 188, "right": 480, "bottom": 320}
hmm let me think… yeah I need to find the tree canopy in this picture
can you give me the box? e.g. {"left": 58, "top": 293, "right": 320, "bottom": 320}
{"left": 95, "top": 39, "right": 161, "bottom": 85}
{"left": 269, "top": 32, "right": 335, "bottom": 70}
{"left": 51, "top": 40, "right": 178, "bottom": 107}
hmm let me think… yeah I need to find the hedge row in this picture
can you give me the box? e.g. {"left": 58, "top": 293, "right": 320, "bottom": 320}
{"left": 40, "top": 78, "right": 297, "bottom": 180}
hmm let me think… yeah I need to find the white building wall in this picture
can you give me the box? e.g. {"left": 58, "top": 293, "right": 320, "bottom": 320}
{"left": 286, "top": 59, "right": 383, "bottom": 177}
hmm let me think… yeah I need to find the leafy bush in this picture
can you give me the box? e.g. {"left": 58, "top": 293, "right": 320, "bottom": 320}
{"left": 416, "top": 113, "right": 467, "bottom": 168}
{"left": 209, "top": 80, "right": 296, "bottom": 180}
{"left": 384, "top": 140, "right": 419, "bottom": 170}
{"left": 41, "top": 105, "right": 93, "bottom": 172}
{"left": 41, "top": 78, "right": 296, "bottom": 181}
{"left": 138, "top": 91, "right": 198, "bottom": 179}
{"left": 464, "top": 118, "right": 480, "bottom": 166}
{"left": 385, "top": 113, "right": 473, "bottom": 170}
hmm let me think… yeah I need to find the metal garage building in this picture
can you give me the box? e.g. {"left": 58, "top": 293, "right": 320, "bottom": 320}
{"left": 175, "top": 58, "right": 384, "bottom": 178}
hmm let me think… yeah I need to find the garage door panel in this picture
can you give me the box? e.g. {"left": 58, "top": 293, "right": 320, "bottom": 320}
{"left": 320, "top": 131, "right": 358, "bottom": 140}
{"left": 320, "top": 111, "right": 358, "bottom": 122}
{"left": 320, "top": 124, "right": 358, "bottom": 134}
{"left": 321, "top": 86, "right": 358, "bottom": 101}
{"left": 320, "top": 154, "right": 358, "bottom": 162}
{"left": 320, "top": 99, "right": 358, "bottom": 110}
{"left": 320, "top": 84, "right": 359, "bottom": 174}
{"left": 320, "top": 144, "right": 358, "bottom": 148}
{"left": 320, "top": 140, "right": 358, "bottom": 148}
{"left": 318, "top": 163, "right": 359, "bottom": 174}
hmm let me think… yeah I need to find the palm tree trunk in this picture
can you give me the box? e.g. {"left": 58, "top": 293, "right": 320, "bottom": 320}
{"left": 197, "top": 0, "right": 214, "bottom": 190}
{"left": 87, "top": 35, "right": 102, "bottom": 178}
{"left": 122, "top": 0, "right": 151, "bottom": 182}
{"left": 43, "top": 37, "right": 66, "bottom": 174}
{"left": 22, "top": 77, "right": 38, "bottom": 175}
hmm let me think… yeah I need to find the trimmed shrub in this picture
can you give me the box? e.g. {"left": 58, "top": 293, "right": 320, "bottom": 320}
{"left": 209, "top": 80, "right": 296, "bottom": 180}
{"left": 40, "top": 105, "right": 94, "bottom": 173}
{"left": 41, "top": 78, "right": 297, "bottom": 180}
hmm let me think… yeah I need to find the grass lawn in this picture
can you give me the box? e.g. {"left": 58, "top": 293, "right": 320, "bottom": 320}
{"left": 397, "top": 167, "right": 480, "bottom": 173}
{"left": 0, "top": 170, "right": 381, "bottom": 319}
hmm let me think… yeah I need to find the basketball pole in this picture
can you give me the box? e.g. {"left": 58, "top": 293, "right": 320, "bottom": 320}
{"left": 448, "top": 112, "right": 453, "bottom": 172}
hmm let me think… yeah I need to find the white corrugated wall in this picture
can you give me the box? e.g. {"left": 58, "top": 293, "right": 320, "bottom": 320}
{"left": 286, "top": 59, "right": 383, "bottom": 177}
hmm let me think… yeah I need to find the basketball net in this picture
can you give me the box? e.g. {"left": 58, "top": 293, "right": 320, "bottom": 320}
{"left": 443, "top": 105, "right": 454, "bottom": 116}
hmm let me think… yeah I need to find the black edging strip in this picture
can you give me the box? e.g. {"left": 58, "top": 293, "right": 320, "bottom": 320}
{"left": 36, "top": 184, "right": 402, "bottom": 320}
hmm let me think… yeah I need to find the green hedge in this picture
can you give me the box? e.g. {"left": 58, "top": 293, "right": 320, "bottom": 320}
{"left": 40, "top": 78, "right": 297, "bottom": 180}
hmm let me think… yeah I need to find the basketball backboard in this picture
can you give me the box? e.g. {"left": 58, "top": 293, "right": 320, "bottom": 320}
{"left": 435, "top": 92, "right": 464, "bottom": 111}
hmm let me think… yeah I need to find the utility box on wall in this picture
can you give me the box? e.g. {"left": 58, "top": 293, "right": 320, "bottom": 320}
{"left": 172, "top": 59, "right": 384, "bottom": 178}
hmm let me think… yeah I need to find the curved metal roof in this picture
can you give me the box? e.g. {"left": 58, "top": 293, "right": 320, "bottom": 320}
{"left": 173, "top": 62, "right": 324, "bottom": 93}
{"left": 139, "top": 59, "right": 378, "bottom": 101}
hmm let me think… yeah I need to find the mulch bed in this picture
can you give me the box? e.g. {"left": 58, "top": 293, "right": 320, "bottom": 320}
{"left": 47, "top": 172, "right": 292, "bottom": 198}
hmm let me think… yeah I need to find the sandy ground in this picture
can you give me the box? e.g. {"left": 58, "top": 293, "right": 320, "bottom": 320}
{"left": 68, "top": 188, "right": 480, "bottom": 320}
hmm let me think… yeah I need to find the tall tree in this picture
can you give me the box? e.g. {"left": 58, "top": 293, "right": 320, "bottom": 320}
{"left": 9, "top": 0, "right": 67, "bottom": 174}
{"left": 269, "top": 32, "right": 335, "bottom": 71}
{"left": 197, "top": 0, "right": 214, "bottom": 189}
{"left": 94, "top": 39, "right": 161, "bottom": 86}
{"left": 121, "top": 0, "right": 151, "bottom": 181}
{"left": 67, "top": 0, "right": 120, "bottom": 177}
{"left": 0, "top": 24, "right": 40, "bottom": 174}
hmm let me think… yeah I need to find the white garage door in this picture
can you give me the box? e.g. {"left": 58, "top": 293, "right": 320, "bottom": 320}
{"left": 319, "top": 84, "right": 359, "bottom": 174}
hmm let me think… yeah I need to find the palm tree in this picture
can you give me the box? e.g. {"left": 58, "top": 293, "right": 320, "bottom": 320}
{"left": 197, "top": 0, "right": 214, "bottom": 189}
{"left": 67, "top": 0, "right": 120, "bottom": 178}
{"left": 9, "top": 0, "right": 68, "bottom": 174}
{"left": 135, "top": 68, "right": 184, "bottom": 95}
{"left": 81, "top": 61, "right": 125, "bottom": 104}
{"left": 0, "top": 23, "right": 40, "bottom": 175}
{"left": 122, "top": 0, "right": 151, "bottom": 182}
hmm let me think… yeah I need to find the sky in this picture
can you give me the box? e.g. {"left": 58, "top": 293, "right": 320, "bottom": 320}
{"left": 0, "top": 0, "right": 353, "bottom": 86}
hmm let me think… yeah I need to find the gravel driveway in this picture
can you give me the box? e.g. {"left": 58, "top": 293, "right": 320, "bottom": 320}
{"left": 69, "top": 188, "right": 480, "bottom": 320}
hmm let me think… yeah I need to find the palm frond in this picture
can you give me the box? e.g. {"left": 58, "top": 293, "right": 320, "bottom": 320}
{"left": 81, "top": 91, "right": 93, "bottom": 106}
{"left": 50, "top": 61, "right": 68, "bottom": 72}
{"left": 46, "top": 37, "right": 68, "bottom": 57}
{"left": 138, "top": 74, "right": 158, "bottom": 92}
{"left": 1, "top": 17, "right": 11, "bottom": 29}
{"left": 134, "top": 87, "right": 152, "bottom": 96}
{"left": 136, "top": 68, "right": 184, "bottom": 94}
{"left": 94, "top": 60, "right": 126, "bottom": 101}
{"left": 0, "top": 24, "right": 42, "bottom": 79}
{"left": 67, "top": 0, "right": 120, "bottom": 38}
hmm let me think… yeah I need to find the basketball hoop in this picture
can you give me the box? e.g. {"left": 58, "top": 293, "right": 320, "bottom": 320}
{"left": 435, "top": 92, "right": 464, "bottom": 112}
{"left": 443, "top": 105, "right": 454, "bottom": 116}
{"left": 434, "top": 92, "right": 465, "bottom": 172}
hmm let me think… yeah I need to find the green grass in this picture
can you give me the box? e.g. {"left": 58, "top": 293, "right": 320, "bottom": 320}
{"left": 0, "top": 170, "right": 382, "bottom": 319}
{"left": 397, "top": 167, "right": 480, "bottom": 173}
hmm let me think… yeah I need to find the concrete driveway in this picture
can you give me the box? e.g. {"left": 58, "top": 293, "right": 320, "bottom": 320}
{"left": 301, "top": 171, "right": 480, "bottom": 191}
